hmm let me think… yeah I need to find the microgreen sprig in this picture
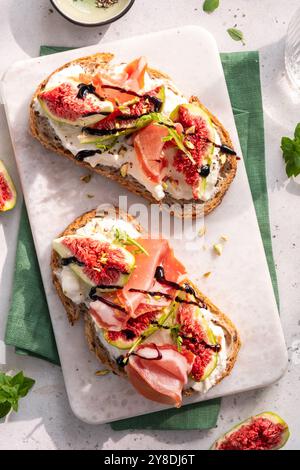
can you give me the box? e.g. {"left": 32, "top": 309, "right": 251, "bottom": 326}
{"left": 114, "top": 228, "right": 149, "bottom": 256}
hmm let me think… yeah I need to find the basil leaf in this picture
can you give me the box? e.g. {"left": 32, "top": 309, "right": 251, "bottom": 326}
{"left": 281, "top": 137, "right": 294, "bottom": 154}
{"left": 10, "top": 371, "right": 24, "bottom": 387}
{"left": 294, "top": 123, "right": 300, "bottom": 140}
{"left": 0, "top": 371, "right": 35, "bottom": 416}
{"left": 0, "top": 373, "right": 11, "bottom": 386}
{"left": 0, "top": 402, "right": 11, "bottom": 419}
{"left": 227, "top": 28, "right": 245, "bottom": 44}
{"left": 203, "top": 0, "right": 219, "bottom": 13}
{"left": 281, "top": 124, "right": 300, "bottom": 177}
{"left": 19, "top": 377, "right": 35, "bottom": 398}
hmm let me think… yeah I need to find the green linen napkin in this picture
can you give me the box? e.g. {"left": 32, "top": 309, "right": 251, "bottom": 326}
{"left": 5, "top": 47, "right": 278, "bottom": 431}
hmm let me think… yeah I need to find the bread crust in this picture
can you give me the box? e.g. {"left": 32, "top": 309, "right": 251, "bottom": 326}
{"left": 30, "top": 53, "right": 237, "bottom": 218}
{"left": 51, "top": 208, "right": 241, "bottom": 397}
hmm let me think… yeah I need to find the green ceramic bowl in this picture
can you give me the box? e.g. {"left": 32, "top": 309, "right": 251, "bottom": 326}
{"left": 51, "top": 0, "right": 135, "bottom": 27}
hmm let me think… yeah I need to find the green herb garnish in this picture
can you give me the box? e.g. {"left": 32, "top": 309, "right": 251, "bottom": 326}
{"left": 0, "top": 371, "right": 35, "bottom": 419}
{"left": 170, "top": 323, "right": 183, "bottom": 352}
{"left": 203, "top": 0, "right": 220, "bottom": 13}
{"left": 114, "top": 228, "right": 149, "bottom": 256}
{"left": 227, "top": 28, "right": 245, "bottom": 45}
{"left": 123, "top": 302, "right": 178, "bottom": 363}
{"left": 162, "top": 126, "right": 196, "bottom": 164}
{"left": 281, "top": 123, "right": 300, "bottom": 177}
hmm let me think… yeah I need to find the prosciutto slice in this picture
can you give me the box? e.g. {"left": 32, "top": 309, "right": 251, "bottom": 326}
{"left": 89, "top": 238, "right": 186, "bottom": 330}
{"left": 126, "top": 344, "right": 194, "bottom": 407}
{"left": 89, "top": 297, "right": 126, "bottom": 331}
{"left": 117, "top": 238, "right": 186, "bottom": 316}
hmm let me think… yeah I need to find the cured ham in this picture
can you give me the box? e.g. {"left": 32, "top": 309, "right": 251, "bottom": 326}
{"left": 134, "top": 123, "right": 169, "bottom": 183}
{"left": 89, "top": 237, "right": 185, "bottom": 330}
{"left": 79, "top": 57, "right": 148, "bottom": 97}
{"left": 126, "top": 344, "right": 194, "bottom": 407}
{"left": 117, "top": 238, "right": 186, "bottom": 316}
{"left": 89, "top": 298, "right": 126, "bottom": 331}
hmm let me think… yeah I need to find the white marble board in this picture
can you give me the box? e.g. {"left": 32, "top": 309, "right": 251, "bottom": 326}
{"left": 1, "top": 27, "right": 288, "bottom": 424}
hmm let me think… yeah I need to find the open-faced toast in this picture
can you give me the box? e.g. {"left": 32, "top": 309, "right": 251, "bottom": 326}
{"left": 51, "top": 207, "right": 240, "bottom": 406}
{"left": 31, "top": 53, "right": 237, "bottom": 218}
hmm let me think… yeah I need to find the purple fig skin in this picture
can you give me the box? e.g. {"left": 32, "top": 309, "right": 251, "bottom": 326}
{"left": 211, "top": 412, "right": 290, "bottom": 450}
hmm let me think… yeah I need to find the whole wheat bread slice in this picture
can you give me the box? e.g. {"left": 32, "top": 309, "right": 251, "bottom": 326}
{"left": 30, "top": 53, "right": 237, "bottom": 218}
{"left": 51, "top": 208, "right": 241, "bottom": 397}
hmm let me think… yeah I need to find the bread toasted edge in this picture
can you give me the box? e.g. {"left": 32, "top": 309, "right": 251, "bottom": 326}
{"left": 51, "top": 208, "right": 241, "bottom": 396}
{"left": 30, "top": 53, "right": 237, "bottom": 219}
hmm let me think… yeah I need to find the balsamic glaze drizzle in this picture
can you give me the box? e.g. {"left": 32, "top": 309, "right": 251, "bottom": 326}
{"left": 154, "top": 266, "right": 206, "bottom": 308}
{"left": 77, "top": 83, "right": 102, "bottom": 101}
{"left": 131, "top": 344, "right": 162, "bottom": 361}
{"left": 101, "top": 85, "right": 163, "bottom": 112}
{"left": 82, "top": 126, "right": 130, "bottom": 136}
{"left": 89, "top": 289, "right": 127, "bottom": 313}
{"left": 75, "top": 150, "right": 102, "bottom": 161}
{"left": 180, "top": 334, "right": 221, "bottom": 353}
{"left": 61, "top": 257, "right": 85, "bottom": 267}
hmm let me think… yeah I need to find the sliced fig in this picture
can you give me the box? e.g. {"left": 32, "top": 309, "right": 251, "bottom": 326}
{"left": 78, "top": 86, "right": 165, "bottom": 145}
{"left": 53, "top": 235, "right": 135, "bottom": 289}
{"left": 177, "top": 302, "right": 218, "bottom": 381}
{"left": 104, "top": 311, "right": 158, "bottom": 349}
{"left": 0, "top": 160, "right": 17, "bottom": 212}
{"left": 170, "top": 103, "right": 216, "bottom": 198}
{"left": 38, "top": 81, "right": 114, "bottom": 127}
{"left": 211, "top": 412, "right": 290, "bottom": 450}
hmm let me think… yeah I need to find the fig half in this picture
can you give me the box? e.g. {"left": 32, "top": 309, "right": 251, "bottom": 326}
{"left": 211, "top": 412, "right": 290, "bottom": 450}
{"left": 0, "top": 160, "right": 17, "bottom": 212}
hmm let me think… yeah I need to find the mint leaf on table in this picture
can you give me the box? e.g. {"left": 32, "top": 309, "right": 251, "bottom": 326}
{"left": 281, "top": 123, "right": 300, "bottom": 177}
{"left": 0, "top": 371, "right": 35, "bottom": 419}
{"left": 203, "top": 0, "right": 220, "bottom": 13}
{"left": 227, "top": 28, "right": 245, "bottom": 45}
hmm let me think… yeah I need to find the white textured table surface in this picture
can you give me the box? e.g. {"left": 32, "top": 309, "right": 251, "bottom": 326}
{"left": 0, "top": 0, "right": 299, "bottom": 450}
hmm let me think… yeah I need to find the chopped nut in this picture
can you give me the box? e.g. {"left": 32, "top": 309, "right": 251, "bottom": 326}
{"left": 168, "top": 177, "right": 179, "bottom": 188}
{"left": 220, "top": 155, "right": 227, "bottom": 165}
{"left": 213, "top": 243, "right": 223, "bottom": 256}
{"left": 80, "top": 174, "right": 92, "bottom": 184}
{"left": 95, "top": 369, "right": 110, "bottom": 376}
{"left": 186, "top": 125, "right": 196, "bottom": 135}
{"left": 185, "top": 139, "right": 195, "bottom": 150}
{"left": 220, "top": 235, "right": 229, "bottom": 242}
{"left": 203, "top": 271, "right": 212, "bottom": 278}
{"left": 118, "top": 145, "right": 127, "bottom": 157}
{"left": 198, "top": 226, "right": 206, "bottom": 237}
{"left": 120, "top": 163, "right": 129, "bottom": 178}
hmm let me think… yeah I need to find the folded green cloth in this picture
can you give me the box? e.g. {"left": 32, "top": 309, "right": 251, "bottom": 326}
{"left": 5, "top": 47, "right": 278, "bottom": 431}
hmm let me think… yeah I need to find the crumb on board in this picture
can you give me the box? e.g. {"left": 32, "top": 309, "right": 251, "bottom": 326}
{"left": 203, "top": 271, "right": 212, "bottom": 278}
{"left": 80, "top": 174, "right": 92, "bottom": 184}
{"left": 213, "top": 243, "right": 223, "bottom": 256}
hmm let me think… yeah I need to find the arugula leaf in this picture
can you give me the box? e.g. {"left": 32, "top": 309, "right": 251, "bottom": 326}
{"left": 161, "top": 126, "right": 196, "bottom": 165}
{"left": 227, "top": 28, "right": 245, "bottom": 45}
{"left": 281, "top": 124, "right": 300, "bottom": 177}
{"left": 0, "top": 371, "right": 35, "bottom": 419}
{"left": 203, "top": 0, "right": 220, "bottom": 13}
{"left": 114, "top": 228, "right": 149, "bottom": 256}
{"left": 124, "top": 302, "right": 178, "bottom": 363}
